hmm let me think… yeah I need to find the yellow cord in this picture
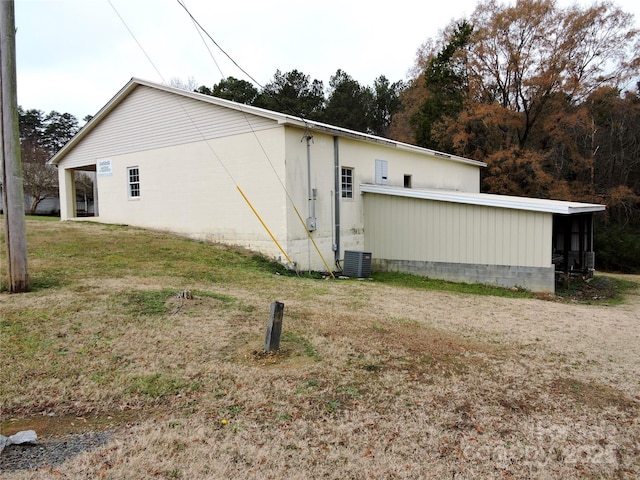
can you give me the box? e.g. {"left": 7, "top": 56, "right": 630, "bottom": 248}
{"left": 237, "top": 186, "right": 336, "bottom": 279}
{"left": 236, "top": 186, "right": 293, "bottom": 265}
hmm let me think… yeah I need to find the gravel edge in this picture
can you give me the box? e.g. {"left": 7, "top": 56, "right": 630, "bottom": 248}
{"left": 0, "top": 431, "right": 113, "bottom": 472}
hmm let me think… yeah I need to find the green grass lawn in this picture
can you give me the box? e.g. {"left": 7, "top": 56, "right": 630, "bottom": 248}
{"left": 1, "top": 217, "right": 638, "bottom": 479}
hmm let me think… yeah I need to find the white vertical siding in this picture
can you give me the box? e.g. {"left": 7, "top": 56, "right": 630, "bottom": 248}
{"left": 364, "top": 193, "right": 552, "bottom": 268}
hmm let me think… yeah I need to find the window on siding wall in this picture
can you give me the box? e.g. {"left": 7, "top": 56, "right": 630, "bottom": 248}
{"left": 375, "top": 159, "right": 388, "bottom": 185}
{"left": 404, "top": 174, "right": 412, "bottom": 188}
{"left": 127, "top": 167, "right": 140, "bottom": 198}
{"left": 341, "top": 167, "right": 354, "bottom": 199}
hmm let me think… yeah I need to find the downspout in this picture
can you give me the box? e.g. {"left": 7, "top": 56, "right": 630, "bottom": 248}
{"left": 333, "top": 136, "right": 341, "bottom": 267}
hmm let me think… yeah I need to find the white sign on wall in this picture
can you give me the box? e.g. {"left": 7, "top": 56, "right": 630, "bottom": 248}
{"left": 97, "top": 159, "right": 113, "bottom": 177}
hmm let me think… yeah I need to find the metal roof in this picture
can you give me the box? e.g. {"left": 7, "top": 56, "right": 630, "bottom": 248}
{"left": 49, "top": 78, "right": 486, "bottom": 168}
{"left": 360, "top": 184, "right": 606, "bottom": 214}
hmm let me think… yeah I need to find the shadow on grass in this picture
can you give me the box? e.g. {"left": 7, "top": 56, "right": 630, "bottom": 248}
{"left": 371, "top": 271, "right": 536, "bottom": 299}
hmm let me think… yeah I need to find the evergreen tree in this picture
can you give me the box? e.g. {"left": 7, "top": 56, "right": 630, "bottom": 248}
{"left": 323, "top": 69, "right": 373, "bottom": 133}
{"left": 253, "top": 69, "right": 325, "bottom": 119}
{"left": 199, "top": 76, "right": 258, "bottom": 104}
{"left": 18, "top": 107, "right": 80, "bottom": 214}
{"left": 411, "top": 20, "right": 473, "bottom": 150}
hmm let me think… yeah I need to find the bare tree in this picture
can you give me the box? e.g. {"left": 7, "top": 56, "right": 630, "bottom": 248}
{"left": 168, "top": 76, "right": 199, "bottom": 92}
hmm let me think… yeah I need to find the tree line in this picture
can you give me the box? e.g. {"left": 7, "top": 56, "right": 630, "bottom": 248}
{"left": 192, "top": 69, "right": 405, "bottom": 138}
{"left": 16, "top": 69, "right": 404, "bottom": 216}
{"left": 15, "top": 0, "right": 640, "bottom": 272}
{"left": 388, "top": 0, "right": 640, "bottom": 272}
{"left": 18, "top": 107, "right": 80, "bottom": 214}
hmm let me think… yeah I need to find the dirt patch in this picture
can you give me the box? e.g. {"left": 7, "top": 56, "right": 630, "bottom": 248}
{"left": 556, "top": 275, "right": 630, "bottom": 302}
{"left": 549, "top": 378, "right": 639, "bottom": 411}
{"left": 1, "top": 411, "right": 142, "bottom": 438}
{"left": 336, "top": 318, "right": 502, "bottom": 378}
{"left": 221, "top": 332, "right": 319, "bottom": 369}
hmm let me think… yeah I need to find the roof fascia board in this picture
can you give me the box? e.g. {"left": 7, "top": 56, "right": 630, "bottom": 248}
{"left": 279, "top": 119, "right": 486, "bottom": 167}
{"left": 49, "top": 77, "right": 286, "bottom": 165}
{"left": 51, "top": 78, "right": 487, "bottom": 169}
{"left": 142, "top": 79, "right": 485, "bottom": 168}
{"left": 360, "top": 184, "right": 606, "bottom": 214}
{"left": 49, "top": 78, "right": 140, "bottom": 165}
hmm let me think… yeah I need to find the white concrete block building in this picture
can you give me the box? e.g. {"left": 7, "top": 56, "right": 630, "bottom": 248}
{"left": 50, "top": 78, "right": 605, "bottom": 292}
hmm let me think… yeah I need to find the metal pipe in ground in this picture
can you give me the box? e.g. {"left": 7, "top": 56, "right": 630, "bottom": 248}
{"left": 264, "top": 301, "right": 284, "bottom": 352}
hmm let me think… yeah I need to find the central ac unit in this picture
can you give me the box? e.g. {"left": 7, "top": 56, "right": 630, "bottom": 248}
{"left": 343, "top": 250, "right": 372, "bottom": 278}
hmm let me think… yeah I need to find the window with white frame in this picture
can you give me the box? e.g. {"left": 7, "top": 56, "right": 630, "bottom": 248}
{"left": 127, "top": 166, "right": 140, "bottom": 198}
{"left": 341, "top": 167, "right": 354, "bottom": 199}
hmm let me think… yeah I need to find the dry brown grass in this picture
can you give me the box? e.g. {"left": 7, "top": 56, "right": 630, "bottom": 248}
{"left": 1, "top": 219, "right": 639, "bottom": 479}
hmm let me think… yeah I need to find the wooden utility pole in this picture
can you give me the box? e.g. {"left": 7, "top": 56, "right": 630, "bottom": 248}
{"left": 0, "top": 0, "right": 29, "bottom": 293}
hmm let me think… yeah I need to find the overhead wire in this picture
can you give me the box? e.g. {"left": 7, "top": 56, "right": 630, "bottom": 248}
{"left": 173, "top": 0, "right": 313, "bottom": 123}
{"left": 175, "top": 0, "right": 224, "bottom": 79}
{"left": 107, "top": 0, "right": 334, "bottom": 277}
{"left": 107, "top": 0, "right": 166, "bottom": 84}
{"left": 173, "top": 0, "right": 335, "bottom": 276}
{"left": 107, "top": 0, "right": 293, "bottom": 264}
{"left": 107, "top": 0, "right": 233, "bottom": 183}
{"left": 173, "top": 0, "right": 265, "bottom": 91}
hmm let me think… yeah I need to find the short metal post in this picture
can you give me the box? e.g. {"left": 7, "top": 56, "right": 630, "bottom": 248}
{"left": 265, "top": 301, "right": 284, "bottom": 352}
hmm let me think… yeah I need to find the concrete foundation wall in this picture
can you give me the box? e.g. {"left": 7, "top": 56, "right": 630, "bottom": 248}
{"left": 373, "top": 258, "right": 555, "bottom": 292}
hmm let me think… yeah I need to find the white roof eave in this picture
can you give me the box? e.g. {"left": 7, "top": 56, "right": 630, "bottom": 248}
{"left": 277, "top": 119, "right": 486, "bottom": 168}
{"left": 360, "top": 184, "right": 606, "bottom": 215}
{"left": 49, "top": 77, "right": 487, "bottom": 169}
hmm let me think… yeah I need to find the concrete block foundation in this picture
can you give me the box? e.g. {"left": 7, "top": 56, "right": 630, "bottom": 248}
{"left": 372, "top": 258, "right": 555, "bottom": 293}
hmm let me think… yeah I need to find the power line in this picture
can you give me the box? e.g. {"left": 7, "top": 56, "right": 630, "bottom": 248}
{"left": 173, "top": 0, "right": 313, "bottom": 123}
{"left": 176, "top": 0, "right": 224, "bottom": 80}
{"left": 107, "top": 3, "right": 239, "bottom": 190}
{"left": 173, "top": 0, "right": 265, "bottom": 91}
{"left": 170, "top": 0, "right": 318, "bottom": 197}
{"left": 106, "top": 0, "right": 333, "bottom": 273}
{"left": 107, "top": 0, "right": 166, "bottom": 84}
{"left": 171, "top": 1, "right": 334, "bottom": 274}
